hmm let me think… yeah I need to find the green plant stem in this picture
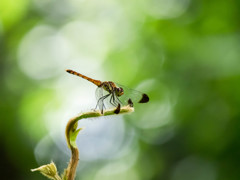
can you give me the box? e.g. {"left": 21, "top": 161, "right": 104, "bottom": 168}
{"left": 65, "top": 146, "right": 79, "bottom": 180}
{"left": 54, "top": 174, "right": 62, "bottom": 180}
{"left": 64, "top": 106, "right": 134, "bottom": 180}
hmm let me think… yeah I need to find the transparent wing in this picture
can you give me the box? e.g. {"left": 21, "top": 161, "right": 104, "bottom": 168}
{"left": 95, "top": 87, "right": 104, "bottom": 112}
{"left": 95, "top": 87, "right": 112, "bottom": 113}
{"left": 115, "top": 83, "right": 149, "bottom": 106}
{"left": 95, "top": 87, "right": 103, "bottom": 102}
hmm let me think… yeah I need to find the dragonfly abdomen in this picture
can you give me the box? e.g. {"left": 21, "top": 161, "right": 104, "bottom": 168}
{"left": 66, "top": 69, "right": 102, "bottom": 87}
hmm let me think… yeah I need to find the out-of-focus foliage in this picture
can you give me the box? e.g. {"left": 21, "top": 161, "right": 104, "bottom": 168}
{"left": 1, "top": 0, "right": 240, "bottom": 180}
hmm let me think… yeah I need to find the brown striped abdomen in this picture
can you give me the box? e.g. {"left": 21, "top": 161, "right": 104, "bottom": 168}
{"left": 66, "top": 69, "right": 102, "bottom": 87}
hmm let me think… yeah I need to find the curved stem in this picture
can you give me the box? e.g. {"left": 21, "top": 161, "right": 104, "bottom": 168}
{"left": 64, "top": 106, "right": 134, "bottom": 180}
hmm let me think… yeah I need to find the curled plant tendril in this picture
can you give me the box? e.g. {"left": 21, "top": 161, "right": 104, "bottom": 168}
{"left": 32, "top": 106, "right": 134, "bottom": 180}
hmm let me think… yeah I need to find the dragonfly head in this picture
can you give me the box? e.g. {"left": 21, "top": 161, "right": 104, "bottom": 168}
{"left": 115, "top": 87, "right": 124, "bottom": 96}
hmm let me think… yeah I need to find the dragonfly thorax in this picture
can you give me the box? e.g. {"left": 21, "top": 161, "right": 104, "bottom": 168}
{"left": 101, "top": 81, "right": 124, "bottom": 97}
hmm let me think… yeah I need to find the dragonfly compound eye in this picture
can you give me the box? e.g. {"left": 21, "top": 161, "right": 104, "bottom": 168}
{"left": 116, "top": 87, "right": 124, "bottom": 96}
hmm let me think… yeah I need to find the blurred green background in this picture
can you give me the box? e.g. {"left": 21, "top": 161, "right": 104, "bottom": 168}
{"left": 1, "top": 0, "right": 240, "bottom": 179}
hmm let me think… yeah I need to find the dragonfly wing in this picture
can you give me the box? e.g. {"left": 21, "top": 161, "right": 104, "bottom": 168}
{"left": 95, "top": 87, "right": 103, "bottom": 101}
{"left": 115, "top": 83, "right": 149, "bottom": 106}
{"left": 95, "top": 87, "right": 104, "bottom": 113}
{"left": 95, "top": 87, "right": 113, "bottom": 113}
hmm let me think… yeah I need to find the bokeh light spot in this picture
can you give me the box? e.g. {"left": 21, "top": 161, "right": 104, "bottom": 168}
{"left": 18, "top": 25, "right": 71, "bottom": 80}
{"left": 141, "top": 0, "right": 190, "bottom": 19}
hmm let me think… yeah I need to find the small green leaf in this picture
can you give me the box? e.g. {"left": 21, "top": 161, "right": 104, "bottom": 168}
{"left": 70, "top": 127, "right": 84, "bottom": 148}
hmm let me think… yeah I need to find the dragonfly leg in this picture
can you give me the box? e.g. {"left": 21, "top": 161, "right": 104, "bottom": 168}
{"left": 112, "top": 92, "right": 119, "bottom": 106}
{"left": 109, "top": 94, "right": 117, "bottom": 107}
{"left": 112, "top": 91, "right": 122, "bottom": 106}
{"left": 115, "top": 96, "right": 122, "bottom": 105}
{"left": 95, "top": 94, "right": 109, "bottom": 109}
{"left": 111, "top": 92, "right": 121, "bottom": 114}
{"left": 96, "top": 94, "right": 110, "bottom": 113}
{"left": 101, "top": 94, "right": 110, "bottom": 113}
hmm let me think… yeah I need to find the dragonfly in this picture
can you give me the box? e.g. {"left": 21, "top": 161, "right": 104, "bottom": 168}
{"left": 66, "top": 69, "right": 149, "bottom": 114}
